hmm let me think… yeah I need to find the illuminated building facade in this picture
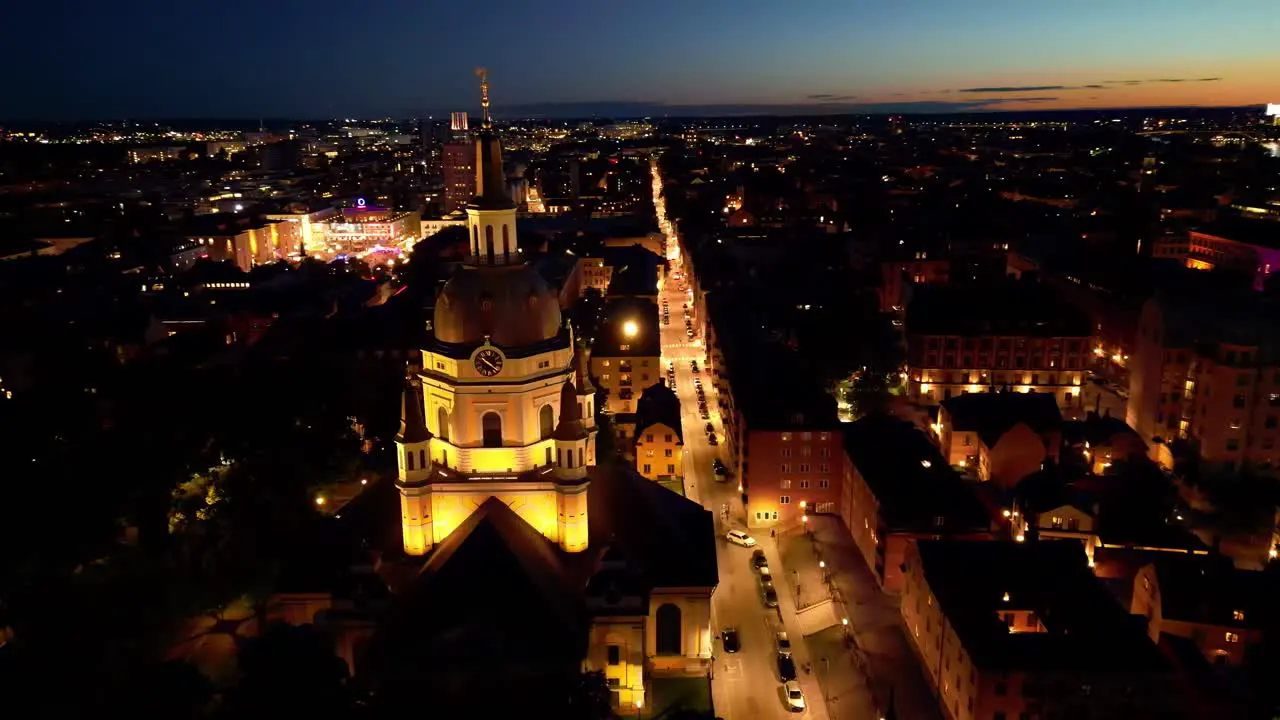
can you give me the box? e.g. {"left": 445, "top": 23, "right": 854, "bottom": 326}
{"left": 184, "top": 219, "right": 291, "bottom": 272}
{"left": 633, "top": 381, "right": 683, "bottom": 481}
{"left": 906, "top": 284, "right": 1094, "bottom": 414}
{"left": 1129, "top": 292, "right": 1280, "bottom": 468}
{"left": 316, "top": 204, "right": 420, "bottom": 259}
{"left": 1153, "top": 225, "right": 1280, "bottom": 291}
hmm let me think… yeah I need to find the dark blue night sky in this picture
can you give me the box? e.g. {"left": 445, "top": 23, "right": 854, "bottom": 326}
{"left": 1, "top": 0, "right": 1273, "bottom": 119}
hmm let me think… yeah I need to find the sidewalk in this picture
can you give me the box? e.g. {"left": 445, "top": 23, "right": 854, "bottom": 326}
{"left": 805, "top": 516, "right": 942, "bottom": 720}
{"left": 760, "top": 534, "right": 831, "bottom": 720}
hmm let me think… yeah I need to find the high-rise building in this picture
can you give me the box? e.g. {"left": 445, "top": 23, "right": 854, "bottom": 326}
{"left": 442, "top": 141, "right": 477, "bottom": 214}
{"left": 450, "top": 111, "right": 469, "bottom": 135}
{"left": 441, "top": 111, "right": 477, "bottom": 213}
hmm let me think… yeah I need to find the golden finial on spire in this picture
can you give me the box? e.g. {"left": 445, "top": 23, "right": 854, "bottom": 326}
{"left": 475, "top": 67, "right": 491, "bottom": 128}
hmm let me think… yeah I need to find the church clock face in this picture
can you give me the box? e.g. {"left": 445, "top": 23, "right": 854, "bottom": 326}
{"left": 474, "top": 348, "right": 504, "bottom": 376}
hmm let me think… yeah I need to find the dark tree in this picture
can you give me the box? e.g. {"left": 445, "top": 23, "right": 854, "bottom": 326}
{"left": 220, "top": 623, "right": 353, "bottom": 718}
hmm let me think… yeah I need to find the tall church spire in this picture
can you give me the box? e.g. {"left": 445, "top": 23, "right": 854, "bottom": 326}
{"left": 469, "top": 68, "right": 514, "bottom": 213}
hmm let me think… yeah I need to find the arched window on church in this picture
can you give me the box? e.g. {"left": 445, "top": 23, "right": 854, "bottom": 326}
{"left": 437, "top": 408, "right": 451, "bottom": 442}
{"left": 502, "top": 224, "right": 511, "bottom": 263}
{"left": 472, "top": 225, "right": 479, "bottom": 257}
{"left": 482, "top": 412, "right": 502, "bottom": 448}
{"left": 578, "top": 447, "right": 584, "bottom": 467}
{"left": 419, "top": 449, "right": 426, "bottom": 469}
{"left": 539, "top": 404, "right": 554, "bottom": 440}
{"left": 485, "top": 225, "right": 495, "bottom": 265}
{"left": 406, "top": 450, "right": 415, "bottom": 471}
{"left": 656, "top": 603, "right": 682, "bottom": 655}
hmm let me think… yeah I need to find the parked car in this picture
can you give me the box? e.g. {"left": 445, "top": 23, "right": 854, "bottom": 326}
{"left": 775, "top": 631, "right": 792, "bottom": 657}
{"left": 784, "top": 681, "right": 806, "bottom": 712}
{"left": 726, "top": 530, "right": 756, "bottom": 548}
{"left": 708, "top": 435, "right": 718, "bottom": 446}
{"left": 777, "top": 654, "right": 797, "bottom": 682}
{"left": 705, "top": 422, "right": 715, "bottom": 433}
{"left": 722, "top": 627, "right": 740, "bottom": 653}
{"left": 761, "top": 581, "right": 779, "bottom": 608}
{"left": 751, "top": 549, "right": 768, "bottom": 569}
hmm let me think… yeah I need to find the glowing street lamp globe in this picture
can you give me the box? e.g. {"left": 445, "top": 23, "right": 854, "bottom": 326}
{"left": 622, "top": 320, "right": 639, "bottom": 338}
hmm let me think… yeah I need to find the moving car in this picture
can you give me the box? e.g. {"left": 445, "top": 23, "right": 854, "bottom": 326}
{"left": 722, "top": 627, "right": 741, "bottom": 653}
{"left": 777, "top": 654, "right": 797, "bottom": 682}
{"left": 784, "top": 680, "right": 806, "bottom": 712}
{"left": 726, "top": 529, "right": 756, "bottom": 548}
{"left": 713, "top": 458, "right": 728, "bottom": 476}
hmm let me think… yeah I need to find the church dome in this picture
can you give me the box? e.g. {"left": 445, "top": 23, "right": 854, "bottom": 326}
{"left": 433, "top": 263, "right": 562, "bottom": 348}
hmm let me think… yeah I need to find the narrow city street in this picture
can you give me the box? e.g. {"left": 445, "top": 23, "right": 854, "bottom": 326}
{"left": 653, "top": 160, "right": 828, "bottom": 720}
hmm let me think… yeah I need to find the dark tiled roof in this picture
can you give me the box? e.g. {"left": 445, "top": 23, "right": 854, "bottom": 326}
{"left": 600, "top": 245, "right": 664, "bottom": 297}
{"left": 1147, "top": 554, "right": 1274, "bottom": 628}
{"left": 1061, "top": 413, "right": 1143, "bottom": 449}
{"left": 917, "top": 539, "right": 1168, "bottom": 673}
{"left": 941, "top": 391, "right": 1062, "bottom": 448}
{"left": 635, "top": 381, "right": 683, "bottom": 441}
{"left": 362, "top": 497, "right": 587, "bottom": 698}
{"left": 396, "top": 374, "right": 431, "bottom": 444}
{"left": 587, "top": 463, "right": 718, "bottom": 588}
{"left": 843, "top": 416, "right": 990, "bottom": 532}
{"left": 906, "top": 281, "right": 1092, "bottom": 337}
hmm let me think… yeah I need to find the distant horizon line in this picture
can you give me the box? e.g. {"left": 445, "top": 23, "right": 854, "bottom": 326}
{"left": 0, "top": 102, "right": 1272, "bottom": 126}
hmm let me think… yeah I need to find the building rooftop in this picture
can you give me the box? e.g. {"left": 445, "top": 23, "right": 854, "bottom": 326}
{"left": 600, "top": 244, "right": 663, "bottom": 297}
{"left": 906, "top": 280, "right": 1092, "bottom": 337}
{"left": 941, "top": 391, "right": 1063, "bottom": 448}
{"left": 1145, "top": 554, "right": 1274, "bottom": 629}
{"left": 591, "top": 297, "right": 660, "bottom": 357}
{"left": 916, "top": 539, "right": 1168, "bottom": 674}
{"left": 635, "top": 381, "right": 683, "bottom": 441}
{"left": 843, "top": 416, "right": 990, "bottom": 532}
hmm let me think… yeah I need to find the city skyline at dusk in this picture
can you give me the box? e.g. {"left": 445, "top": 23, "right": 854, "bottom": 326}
{"left": 2, "top": 0, "right": 1276, "bottom": 119}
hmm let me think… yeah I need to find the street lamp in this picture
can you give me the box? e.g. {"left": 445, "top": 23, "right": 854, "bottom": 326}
{"left": 622, "top": 320, "right": 639, "bottom": 338}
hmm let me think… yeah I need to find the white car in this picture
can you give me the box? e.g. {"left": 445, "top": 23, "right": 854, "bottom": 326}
{"left": 725, "top": 530, "right": 756, "bottom": 548}
{"left": 784, "top": 681, "right": 806, "bottom": 712}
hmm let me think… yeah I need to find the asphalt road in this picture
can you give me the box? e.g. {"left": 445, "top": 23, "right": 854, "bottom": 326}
{"left": 656, "top": 238, "right": 826, "bottom": 719}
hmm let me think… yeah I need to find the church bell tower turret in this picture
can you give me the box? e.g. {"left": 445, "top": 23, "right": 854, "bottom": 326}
{"left": 552, "top": 379, "right": 590, "bottom": 553}
{"left": 396, "top": 369, "right": 435, "bottom": 556}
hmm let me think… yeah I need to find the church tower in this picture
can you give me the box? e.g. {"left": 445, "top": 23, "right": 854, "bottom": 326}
{"left": 553, "top": 379, "right": 591, "bottom": 553}
{"left": 466, "top": 67, "right": 519, "bottom": 267}
{"left": 573, "top": 341, "right": 599, "bottom": 465}
{"left": 403, "top": 71, "right": 585, "bottom": 553}
{"left": 396, "top": 369, "right": 434, "bottom": 556}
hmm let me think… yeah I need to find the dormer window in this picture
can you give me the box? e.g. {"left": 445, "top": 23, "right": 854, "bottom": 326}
{"left": 1233, "top": 610, "right": 1245, "bottom": 621}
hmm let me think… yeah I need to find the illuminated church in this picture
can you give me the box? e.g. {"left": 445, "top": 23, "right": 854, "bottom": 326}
{"left": 314, "top": 75, "right": 718, "bottom": 713}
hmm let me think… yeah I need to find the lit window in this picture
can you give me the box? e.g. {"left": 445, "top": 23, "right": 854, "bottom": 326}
{"left": 1233, "top": 610, "right": 1245, "bottom": 621}
{"left": 1226, "top": 632, "right": 1240, "bottom": 643}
